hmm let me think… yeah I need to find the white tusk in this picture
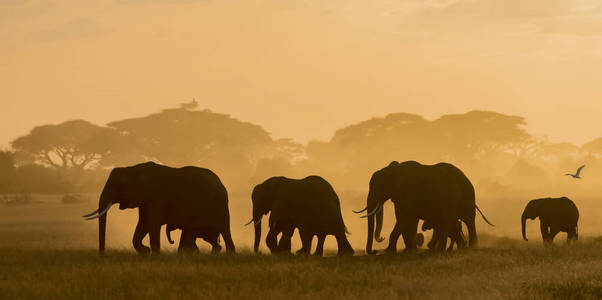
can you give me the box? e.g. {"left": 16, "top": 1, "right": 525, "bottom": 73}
{"left": 82, "top": 209, "right": 99, "bottom": 218}
{"left": 85, "top": 203, "right": 113, "bottom": 220}
{"left": 352, "top": 207, "right": 368, "bottom": 214}
{"left": 360, "top": 203, "right": 382, "bottom": 218}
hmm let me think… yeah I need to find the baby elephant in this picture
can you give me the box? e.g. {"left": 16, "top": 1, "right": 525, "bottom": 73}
{"left": 420, "top": 219, "right": 466, "bottom": 251}
{"left": 521, "top": 197, "right": 579, "bottom": 245}
{"left": 165, "top": 225, "right": 222, "bottom": 254}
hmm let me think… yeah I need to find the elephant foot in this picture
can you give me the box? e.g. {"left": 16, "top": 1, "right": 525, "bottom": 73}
{"left": 135, "top": 245, "right": 151, "bottom": 255}
{"left": 384, "top": 247, "right": 398, "bottom": 255}
{"left": 296, "top": 248, "right": 310, "bottom": 256}
{"left": 366, "top": 249, "right": 378, "bottom": 255}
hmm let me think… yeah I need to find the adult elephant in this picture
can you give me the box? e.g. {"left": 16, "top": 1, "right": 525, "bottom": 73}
{"left": 355, "top": 161, "right": 492, "bottom": 254}
{"left": 82, "top": 161, "right": 235, "bottom": 254}
{"left": 521, "top": 197, "right": 579, "bottom": 245}
{"left": 247, "top": 176, "right": 354, "bottom": 256}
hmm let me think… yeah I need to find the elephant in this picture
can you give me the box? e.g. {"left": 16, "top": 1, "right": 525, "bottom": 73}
{"left": 521, "top": 197, "right": 579, "bottom": 245}
{"left": 165, "top": 225, "right": 222, "bottom": 254}
{"left": 420, "top": 219, "right": 466, "bottom": 251}
{"left": 82, "top": 161, "right": 235, "bottom": 254}
{"left": 355, "top": 161, "right": 493, "bottom": 254}
{"left": 247, "top": 176, "right": 354, "bottom": 256}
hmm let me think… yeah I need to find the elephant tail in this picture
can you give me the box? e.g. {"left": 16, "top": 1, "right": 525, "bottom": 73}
{"left": 475, "top": 204, "right": 494, "bottom": 226}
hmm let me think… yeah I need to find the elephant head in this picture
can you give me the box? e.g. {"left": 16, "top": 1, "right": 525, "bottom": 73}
{"left": 521, "top": 199, "right": 542, "bottom": 241}
{"left": 359, "top": 161, "right": 402, "bottom": 254}
{"left": 248, "top": 178, "right": 279, "bottom": 252}
{"left": 82, "top": 163, "right": 153, "bottom": 253}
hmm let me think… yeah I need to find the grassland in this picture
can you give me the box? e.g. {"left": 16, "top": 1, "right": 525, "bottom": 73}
{"left": 1, "top": 195, "right": 601, "bottom": 299}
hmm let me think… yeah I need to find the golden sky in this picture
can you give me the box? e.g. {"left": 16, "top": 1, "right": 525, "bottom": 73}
{"left": 1, "top": 0, "right": 602, "bottom": 147}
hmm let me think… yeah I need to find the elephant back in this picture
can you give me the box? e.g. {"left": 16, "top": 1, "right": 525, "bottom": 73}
{"left": 271, "top": 176, "right": 346, "bottom": 234}
{"left": 162, "top": 166, "right": 230, "bottom": 229}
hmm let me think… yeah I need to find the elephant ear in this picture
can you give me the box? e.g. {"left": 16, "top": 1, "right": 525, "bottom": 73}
{"left": 118, "top": 166, "right": 153, "bottom": 209}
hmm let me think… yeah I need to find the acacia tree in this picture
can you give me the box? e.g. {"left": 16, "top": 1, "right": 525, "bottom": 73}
{"left": 11, "top": 120, "right": 124, "bottom": 171}
{"left": 304, "top": 110, "right": 535, "bottom": 190}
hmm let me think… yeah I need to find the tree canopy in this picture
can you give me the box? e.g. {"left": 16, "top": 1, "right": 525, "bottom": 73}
{"left": 11, "top": 120, "right": 125, "bottom": 170}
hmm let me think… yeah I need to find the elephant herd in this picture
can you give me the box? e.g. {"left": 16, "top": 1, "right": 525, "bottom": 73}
{"left": 82, "top": 161, "right": 580, "bottom": 256}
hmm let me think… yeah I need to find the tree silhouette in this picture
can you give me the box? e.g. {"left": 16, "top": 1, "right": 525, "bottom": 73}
{"left": 108, "top": 107, "right": 274, "bottom": 189}
{"left": 11, "top": 120, "right": 124, "bottom": 170}
{"left": 582, "top": 137, "right": 602, "bottom": 157}
{"left": 303, "top": 110, "right": 535, "bottom": 189}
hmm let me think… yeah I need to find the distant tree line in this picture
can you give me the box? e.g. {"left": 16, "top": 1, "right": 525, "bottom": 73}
{"left": 2, "top": 105, "right": 602, "bottom": 197}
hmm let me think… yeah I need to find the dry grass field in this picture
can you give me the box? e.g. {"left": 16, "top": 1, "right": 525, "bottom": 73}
{"left": 1, "top": 194, "right": 601, "bottom": 300}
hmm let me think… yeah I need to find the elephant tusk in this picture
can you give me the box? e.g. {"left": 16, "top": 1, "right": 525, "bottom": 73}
{"left": 360, "top": 203, "right": 382, "bottom": 218}
{"left": 82, "top": 209, "right": 99, "bottom": 218}
{"left": 85, "top": 203, "right": 113, "bottom": 220}
{"left": 352, "top": 207, "right": 368, "bottom": 214}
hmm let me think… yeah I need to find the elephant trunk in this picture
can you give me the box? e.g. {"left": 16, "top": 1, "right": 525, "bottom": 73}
{"left": 521, "top": 213, "right": 528, "bottom": 241}
{"left": 99, "top": 214, "right": 107, "bottom": 253}
{"left": 96, "top": 183, "right": 113, "bottom": 254}
{"left": 367, "top": 213, "right": 375, "bottom": 254}
{"left": 375, "top": 206, "right": 384, "bottom": 242}
{"left": 365, "top": 192, "right": 379, "bottom": 254}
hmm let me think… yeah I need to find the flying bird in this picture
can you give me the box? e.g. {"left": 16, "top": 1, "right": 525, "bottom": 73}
{"left": 565, "top": 165, "right": 585, "bottom": 179}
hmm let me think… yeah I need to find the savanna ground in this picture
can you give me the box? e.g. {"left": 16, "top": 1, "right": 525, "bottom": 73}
{"left": 1, "top": 194, "right": 601, "bottom": 299}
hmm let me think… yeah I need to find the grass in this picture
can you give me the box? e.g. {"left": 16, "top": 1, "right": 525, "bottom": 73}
{"left": 1, "top": 196, "right": 601, "bottom": 299}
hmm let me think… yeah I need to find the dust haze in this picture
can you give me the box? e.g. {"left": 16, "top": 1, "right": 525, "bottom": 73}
{"left": 1, "top": 2, "right": 602, "bottom": 298}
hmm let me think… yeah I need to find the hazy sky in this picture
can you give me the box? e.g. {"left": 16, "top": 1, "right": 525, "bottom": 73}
{"left": 1, "top": 0, "right": 602, "bottom": 147}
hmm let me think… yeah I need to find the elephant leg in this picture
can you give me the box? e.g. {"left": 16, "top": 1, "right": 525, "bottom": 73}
{"left": 296, "top": 230, "right": 312, "bottom": 255}
{"left": 465, "top": 218, "right": 478, "bottom": 248}
{"left": 178, "top": 230, "right": 198, "bottom": 254}
{"left": 335, "top": 232, "right": 354, "bottom": 256}
{"left": 455, "top": 229, "right": 467, "bottom": 250}
{"left": 431, "top": 220, "right": 452, "bottom": 252}
{"left": 148, "top": 223, "right": 162, "bottom": 254}
{"left": 202, "top": 231, "right": 222, "bottom": 254}
{"left": 567, "top": 226, "right": 578, "bottom": 243}
{"left": 209, "top": 236, "right": 222, "bottom": 254}
{"left": 314, "top": 234, "right": 326, "bottom": 256}
{"left": 540, "top": 222, "right": 551, "bottom": 246}
{"left": 548, "top": 226, "right": 560, "bottom": 245}
{"left": 399, "top": 216, "right": 419, "bottom": 252}
{"left": 277, "top": 225, "right": 294, "bottom": 253}
{"left": 265, "top": 227, "right": 280, "bottom": 253}
{"left": 386, "top": 221, "right": 403, "bottom": 254}
{"left": 220, "top": 224, "right": 236, "bottom": 254}
{"left": 132, "top": 217, "right": 150, "bottom": 255}
{"left": 448, "top": 222, "right": 466, "bottom": 251}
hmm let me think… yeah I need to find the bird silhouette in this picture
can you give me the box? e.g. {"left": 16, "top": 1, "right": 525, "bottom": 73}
{"left": 180, "top": 98, "right": 199, "bottom": 110}
{"left": 565, "top": 165, "right": 585, "bottom": 179}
